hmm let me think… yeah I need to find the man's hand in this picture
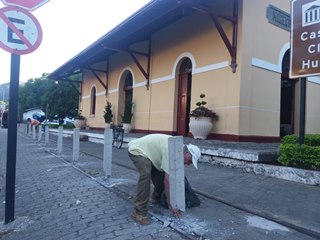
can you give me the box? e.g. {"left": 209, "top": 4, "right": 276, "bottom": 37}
{"left": 170, "top": 208, "right": 182, "bottom": 218}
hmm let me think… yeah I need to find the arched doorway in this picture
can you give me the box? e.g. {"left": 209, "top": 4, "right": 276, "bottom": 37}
{"left": 280, "top": 50, "right": 297, "bottom": 137}
{"left": 177, "top": 58, "right": 192, "bottom": 136}
{"left": 118, "top": 71, "right": 133, "bottom": 123}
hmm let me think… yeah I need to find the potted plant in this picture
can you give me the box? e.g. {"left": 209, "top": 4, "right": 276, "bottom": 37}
{"left": 73, "top": 110, "right": 86, "bottom": 129}
{"left": 103, "top": 101, "right": 113, "bottom": 129}
{"left": 120, "top": 99, "right": 133, "bottom": 133}
{"left": 189, "top": 93, "right": 218, "bottom": 139}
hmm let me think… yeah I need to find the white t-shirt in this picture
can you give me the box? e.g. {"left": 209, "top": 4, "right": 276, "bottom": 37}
{"left": 128, "top": 134, "right": 170, "bottom": 173}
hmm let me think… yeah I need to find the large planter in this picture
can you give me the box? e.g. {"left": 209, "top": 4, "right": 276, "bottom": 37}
{"left": 105, "top": 123, "right": 111, "bottom": 129}
{"left": 123, "top": 123, "right": 132, "bottom": 133}
{"left": 73, "top": 119, "right": 86, "bottom": 129}
{"left": 189, "top": 117, "right": 213, "bottom": 140}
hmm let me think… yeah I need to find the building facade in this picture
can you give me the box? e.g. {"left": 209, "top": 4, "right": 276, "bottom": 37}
{"left": 49, "top": 0, "right": 320, "bottom": 142}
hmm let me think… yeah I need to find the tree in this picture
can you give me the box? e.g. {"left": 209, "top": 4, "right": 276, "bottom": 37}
{"left": 19, "top": 73, "right": 81, "bottom": 120}
{"left": 44, "top": 81, "right": 79, "bottom": 119}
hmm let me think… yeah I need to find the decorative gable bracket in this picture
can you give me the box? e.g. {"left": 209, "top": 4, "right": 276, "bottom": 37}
{"left": 49, "top": 70, "right": 83, "bottom": 97}
{"left": 84, "top": 66, "right": 109, "bottom": 95}
{"left": 188, "top": 0, "right": 239, "bottom": 73}
{"left": 102, "top": 39, "right": 152, "bottom": 90}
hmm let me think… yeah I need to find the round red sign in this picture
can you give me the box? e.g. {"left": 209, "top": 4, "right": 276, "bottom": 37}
{"left": 1, "top": 0, "right": 49, "bottom": 11}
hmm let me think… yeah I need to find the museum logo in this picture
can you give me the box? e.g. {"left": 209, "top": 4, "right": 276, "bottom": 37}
{"left": 302, "top": 0, "right": 320, "bottom": 27}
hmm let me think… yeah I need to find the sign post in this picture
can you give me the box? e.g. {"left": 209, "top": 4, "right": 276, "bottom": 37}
{"left": 290, "top": 0, "right": 320, "bottom": 144}
{"left": 5, "top": 53, "right": 20, "bottom": 224}
{"left": 0, "top": 0, "right": 49, "bottom": 224}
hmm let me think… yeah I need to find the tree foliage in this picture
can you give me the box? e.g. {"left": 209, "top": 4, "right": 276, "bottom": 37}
{"left": 19, "top": 73, "right": 81, "bottom": 120}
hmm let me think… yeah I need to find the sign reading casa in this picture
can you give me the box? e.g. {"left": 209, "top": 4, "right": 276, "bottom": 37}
{"left": 290, "top": 0, "right": 320, "bottom": 78}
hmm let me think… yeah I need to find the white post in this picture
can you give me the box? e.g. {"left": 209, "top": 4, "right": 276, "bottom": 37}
{"left": 168, "top": 136, "right": 185, "bottom": 212}
{"left": 38, "top": 127, "right": 42, "bottom": 142}
{"left": 32, "top": 125, "right": 36, "bottom": 140}
{"left": 45, "top": 125, "right": 49, "bottom": 145}
{"left": 73, "top": 128, "right": 80, "bottom": 163}
{"left": 103, "top": 128, "right": 113, "bottom": 177}
{"left": 57, "top": 126, "right": 63, "bottom": 154}
{"left": 28, "top": 124, "right": 31, "bottom": 136}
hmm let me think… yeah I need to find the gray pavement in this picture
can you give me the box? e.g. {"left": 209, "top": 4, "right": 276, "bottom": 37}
{"left": 1, "top": 127, "right": 320, "bottom": 239}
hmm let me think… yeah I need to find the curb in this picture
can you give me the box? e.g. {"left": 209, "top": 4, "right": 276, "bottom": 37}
{"left": 201, "top": 155, "right": 320, "bottom": 186}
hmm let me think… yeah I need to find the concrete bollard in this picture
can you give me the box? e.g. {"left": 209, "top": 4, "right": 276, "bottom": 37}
{"left": 45, "top": 126, "right": 49, "bottom": 145}
{"left": 32, "top": 125, "right": 36, "bottom": 140}
{"left": 38, "top": 128, "right": 42, "bottom": 142}
{"left": 27, "top": 123, "right": 32, "bottom": 137}
{"left": 103, "top": 128, "right": 113, "bottom": 177}
{"left": 57, "top": 126, "right": 63, "bottom": 154}
{"left": 168, "top": 136, "right": 185, "bottom": 212}
{"left": 73, "top": 128, "right": 80, "bottom": 163}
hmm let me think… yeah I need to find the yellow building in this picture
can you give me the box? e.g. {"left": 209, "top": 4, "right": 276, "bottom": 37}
{"left": 49, "top": 0, "right": 320, "bottom": 142}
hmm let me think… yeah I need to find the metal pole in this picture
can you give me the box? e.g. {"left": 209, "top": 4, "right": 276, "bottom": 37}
{"left": 0, "top": 88, "right": 4, "bottom": 127}
{"left": 5, "top": 54, "right": 20, "bottom": 224}
{"left": 299, "top": 77, "right": 306, "bottom": 145}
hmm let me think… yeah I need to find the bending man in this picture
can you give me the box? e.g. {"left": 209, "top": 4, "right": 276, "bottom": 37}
{"left": 128, "top": 134, "right": 201, "bottom": 225}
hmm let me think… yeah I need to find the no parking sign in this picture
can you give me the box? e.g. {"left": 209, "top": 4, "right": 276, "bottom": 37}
{"left": 0, "top": 6, "right": 42, "bottom": 54}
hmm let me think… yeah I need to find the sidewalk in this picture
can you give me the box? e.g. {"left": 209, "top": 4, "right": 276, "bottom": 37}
{"left": 1, "top": 128, "right": 319, "bottom": 239}
{"left": 46, "top": 128, "right": 320, "bottom": 239}
{"left": 0, "top": 130, "right": 187, "bottom": 240}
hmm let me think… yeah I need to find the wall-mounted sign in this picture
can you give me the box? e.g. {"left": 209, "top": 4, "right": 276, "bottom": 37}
{"left": 266, "top": 5, "right": 291, "bottom": 32}
{"left": 290, "top": 0, "right": 320, "bottom": 78}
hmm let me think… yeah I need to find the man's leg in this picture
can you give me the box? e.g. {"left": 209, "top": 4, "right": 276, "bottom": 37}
{"left": 128, "top": 152, "right": 152, "bottom": 216}
{"left": 151, "top": 165, "right": 165, "bottom": 201}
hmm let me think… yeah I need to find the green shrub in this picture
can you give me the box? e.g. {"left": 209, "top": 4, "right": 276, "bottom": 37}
{"left": 279, "top": 134, "right": 320, "bottom": 170}
{"left": 282, "top": 134, "right": 320, "bottom": 146}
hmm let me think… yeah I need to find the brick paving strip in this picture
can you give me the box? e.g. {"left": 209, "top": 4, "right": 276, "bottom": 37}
{"left": 0, "top": 131, "right": 192, "bottom": 240}
{"left": 43, "top": 135, "right": 209, "bottom": 239}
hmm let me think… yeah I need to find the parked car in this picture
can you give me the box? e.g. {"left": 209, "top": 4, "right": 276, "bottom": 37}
{"left": 43, "top": 115, "right": 74, "bottom": 126}
{"left": 32, "top": 112, "right": 46, "bottom": 123}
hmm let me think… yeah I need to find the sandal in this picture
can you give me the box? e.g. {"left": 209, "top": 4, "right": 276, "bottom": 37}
{"left": 131, "top": 211, "right": 151, "bottom": 225}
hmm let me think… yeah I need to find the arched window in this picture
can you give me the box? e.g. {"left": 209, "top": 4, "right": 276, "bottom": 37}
{"left": 124, "top": 73, "right": 133, "bottom": 104}
{"left": 120, "top": 72, "right": 133, "bottom": 124}
{"left": 90, "top": 87, "right": 96, "bottom": 115}
{"left": 123, "top": 73, "right": 133, "bottom": 91}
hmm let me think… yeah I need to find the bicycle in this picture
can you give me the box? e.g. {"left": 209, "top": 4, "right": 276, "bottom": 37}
{"left": 111, "top": 124, "right": 124, "bottom": 149}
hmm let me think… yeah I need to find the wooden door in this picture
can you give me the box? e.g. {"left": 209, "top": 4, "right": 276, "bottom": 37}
{"left": 177, "top": 59, "right": 192, "bottom": 136}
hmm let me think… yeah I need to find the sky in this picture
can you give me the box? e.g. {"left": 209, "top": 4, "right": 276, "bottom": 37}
{"left": 0, "top": 0, "right": 151, "bottom": 84}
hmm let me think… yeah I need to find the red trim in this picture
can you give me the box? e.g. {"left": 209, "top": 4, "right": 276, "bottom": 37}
{"left": 207, "top": 133, "right": 281, "bottom": 143}
{"left": 132, "top": 129, "right": 176, "bottom": 136}
{"left": 90, "top": 128, "right": 281, "bottom": 143}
